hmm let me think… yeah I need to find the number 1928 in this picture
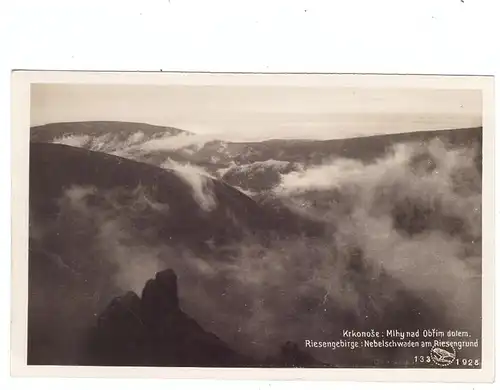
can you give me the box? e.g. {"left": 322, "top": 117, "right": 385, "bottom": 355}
{"left": 455, "top": 358, "right": 480, "bottom": 367}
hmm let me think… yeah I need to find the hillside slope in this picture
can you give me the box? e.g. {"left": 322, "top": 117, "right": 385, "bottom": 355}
{"left": 28, "top": 142, "right": 325, "bottom": 365}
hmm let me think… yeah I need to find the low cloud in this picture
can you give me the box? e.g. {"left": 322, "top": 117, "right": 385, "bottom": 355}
{"left": 53, "top": 134, "right": 92, "bottom": 148}
{"left": 140, "top": 133, "right": 215, "bottom": 152}
{"left": 228, "top": 159, "right": 294, "bottom": 174}
{"left": 52, "top": 131, "right": 217, "bottom": 160}
{"left": 161, "top": 159, "right": 217, "bottom": 212}
{"left": 53, "top": 131, "right": 147, "bottom": 157}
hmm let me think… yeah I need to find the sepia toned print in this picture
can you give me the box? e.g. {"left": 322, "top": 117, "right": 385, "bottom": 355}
{"left": 11, "top": 72, "right": 495, "bottom": 381}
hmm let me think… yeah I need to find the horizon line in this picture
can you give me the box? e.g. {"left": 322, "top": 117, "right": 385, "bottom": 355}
{"left": 30, "top": 120, "right": 483, "bottom": 143}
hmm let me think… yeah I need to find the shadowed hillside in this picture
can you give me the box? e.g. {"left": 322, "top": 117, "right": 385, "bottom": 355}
{"left": 28, "top": 142, "right": 325, "bottom": 365}
{"left": 30, "top": 143, "right": 325, "bottom": 245}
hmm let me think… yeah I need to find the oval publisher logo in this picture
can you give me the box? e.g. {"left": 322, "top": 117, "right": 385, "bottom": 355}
{"left": 430, "top": 345, "right": 456, "bottom": 367}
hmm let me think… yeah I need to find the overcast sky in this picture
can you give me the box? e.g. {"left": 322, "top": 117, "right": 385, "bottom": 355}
{"left": 31, "top": 84, "right": 482, "bottom": 141}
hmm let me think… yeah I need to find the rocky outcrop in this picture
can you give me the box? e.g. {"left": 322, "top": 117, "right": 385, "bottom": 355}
{"left": 82, "top": 269, "right": 325, "bottom": 367}
{"left": 83, "top": 269, "right": 251, "bottom": 366}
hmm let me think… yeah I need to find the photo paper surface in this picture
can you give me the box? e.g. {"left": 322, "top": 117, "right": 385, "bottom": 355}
{"left": 10, "top": 71, "right": 495, "bottom": 381}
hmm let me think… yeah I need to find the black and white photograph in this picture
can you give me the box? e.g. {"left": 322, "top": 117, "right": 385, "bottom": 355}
{"left": 10, "top": 72, "right": 494, "bottom": 380}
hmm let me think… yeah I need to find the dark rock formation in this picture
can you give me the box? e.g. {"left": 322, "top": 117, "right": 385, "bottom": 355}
{"left": 83, "top": 269, "right": 251, "bottom": 366}
{"left": 82, "top": 269, "right": 324, "bottom": 367}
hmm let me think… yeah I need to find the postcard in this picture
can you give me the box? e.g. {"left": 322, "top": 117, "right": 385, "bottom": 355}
{"left": 10, "top": 71, "right": 495, "bottom": 382}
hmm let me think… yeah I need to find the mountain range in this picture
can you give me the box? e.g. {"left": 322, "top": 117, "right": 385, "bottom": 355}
{"left": 31, "top": 121, "right": 482, "bottom": 193}
{"left": 28, "top": 121, "right": 483, "bottom": 368}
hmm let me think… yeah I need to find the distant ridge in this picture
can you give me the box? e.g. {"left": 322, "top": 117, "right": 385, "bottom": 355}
{"left": 30, "top": 121, "right": 192, "bottom": 142}
{"left": 31, "top": 120, "right": 481, "bottom": 144}
{"left": 245, "top": 126, "right": 482, "bottom": 164}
